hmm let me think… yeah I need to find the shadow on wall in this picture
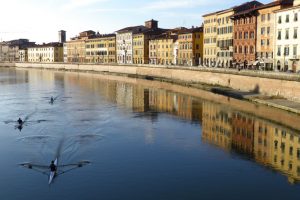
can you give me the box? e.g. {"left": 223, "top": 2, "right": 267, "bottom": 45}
{"left": 253, "top": 84, "right": 260, "bottom": 94}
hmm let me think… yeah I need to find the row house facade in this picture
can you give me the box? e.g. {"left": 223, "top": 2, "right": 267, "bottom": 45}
{"left": 0, "top": 39, "right": 35, "bottom": 62}
{"left": 216, "top": 9, "right": 234, "bottom": 68}
{"left": 132, "top": 19, "right": 166, "bottom": 65}
{"left": 18, "top": 49, "right": 28, "bottom": 62}
{"left": 85, "top": 34, "right": 116, "bottom": 63}
{"left": 133, "top": 33, "right": 148, "bottom": 64}
{"left": 64, "top": 30, "right": 95, "bottom": 63}
{"left": 149, "top": 33, "right": 177, "bottom": 65}
{"left": 274, "top": 0, "right": 300, "bottom": 72}
{"left": 177, "top": 27, "right": 204, "bottom": 66}
{"left": 203, "top": 1, "right": 263, "bottom": 68}
{"left": 203, "top": 12, "right": 218, "bottom": 67}
{"left": 28, "top": 43, "right": 64, "bottom": 63}
{"left": 256, "top": 0, "right": 293, "bottom": 71}
{"left": 116, "top": 26, "right": 144, "bottom": 64}
{"left": 116, "top": 19, "right": 163, "bottom": 65}
{"left": 232, "top": 1, "right": 264, "bottom": 69}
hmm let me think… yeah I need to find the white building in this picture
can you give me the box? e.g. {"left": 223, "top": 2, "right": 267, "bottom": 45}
{"left": 19, "top": 49, "right": 27, "bottom": 62}
{"left": 63, "top": 43, "right": 68, "bottom": 63}
{"left": 28, "top": 43, "right": 64, "bottom": 63}
{"left": 116, "top": 22, "right": 154, "bottom": 65}
{"left": 274, "top": 0, "right": 300, "bottom": 72}
{"left": 116, "top": 27, "right": 141, "bottom": 64}
{"left": 173, "top": 40, "right": 179, "bottom": 65}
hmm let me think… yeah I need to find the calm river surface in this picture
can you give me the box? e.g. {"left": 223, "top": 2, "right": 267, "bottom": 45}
{"left": 0, "top": 67, "right": 299, "bottom": 200}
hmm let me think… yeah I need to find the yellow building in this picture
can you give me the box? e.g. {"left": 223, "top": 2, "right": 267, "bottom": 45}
{"left": 64, "top": 30, "right": 95, "bottom": 63}
{"left": 254, "top": 119, "right": 300, "bottom": 184}
{"left": 203, "top": 12, "right": 218, "bottom": 67}
{"left": 149, "top": 33, "right": 177, "bottom": 65}
{"left": 178, "top": 27, "right": 203, "bottom": 66}
{"left": 28, "top": 43, "right": 63, "bottom": 62}
{"left": 202, "top": 101, "right": 233, "bottom": 151}
{"left": 133, "top": 33, "right": 149, "bottom": 64}
{"left": 85, "top": 34, "right": 116, "bottom": 63}
{"left": 132, "top": 20, "right": 166, "bottom": 65}
{"left": 216, "top": 9, "right": 234, "bottom": 68}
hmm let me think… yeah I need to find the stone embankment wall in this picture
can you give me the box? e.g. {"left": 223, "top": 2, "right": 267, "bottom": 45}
{"left": 2, "top": 62, "right": 300, "bottom": 102}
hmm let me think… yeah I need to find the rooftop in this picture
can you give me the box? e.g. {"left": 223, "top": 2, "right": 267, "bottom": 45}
{"left": 29, "top": 42, "right": 63, "bottom": 48}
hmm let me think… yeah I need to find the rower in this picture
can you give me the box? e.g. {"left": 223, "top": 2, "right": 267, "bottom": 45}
{"left": 49, "top": 160, "right": 57, "bottom": 172}
{"left": 17, "top": 118, "right": 23, "bottom": 125}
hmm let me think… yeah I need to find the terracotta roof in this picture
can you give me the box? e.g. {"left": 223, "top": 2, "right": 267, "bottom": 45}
{"left": 231, "top": 1, "right": 264, "bottom": 18}
{"left": 179, "top": 27, "right": 203, "bottom": 34}
{"left": 149, "top": 33, "right": 178, "bottom": 41}
{"left": 203, "top": 1, "right": 263, "bottom": 18}
{"left": 89, "top": 33, "right": 116, "bottom": 39}
{"left": 256, "top": 0, "right": 293, "bottom": 10}
{"left": 116, "top": 25, "right": 149, "bottom": 34}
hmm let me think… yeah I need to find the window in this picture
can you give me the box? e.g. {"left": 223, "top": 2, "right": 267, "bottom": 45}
{"left": 239, "top": 46, "right": 242, "bottom": 53}
{"left": 284, "top": 46, "right": 289, "bottom": 56}
{"left": 294, "top": 28, "right": 298, "bottom": 39}
{"left": 244, "top": 46, "right": 248, "bottom": 54}
{"left": 281, "top": 142, "right": 285, "bottom": 153}
{"left": 294, "top": 13, "right": 298, "bottom": 22}
{"left": 250, "top": 32, "right": 255, "bottom": 39}
{"left": 261, "top": 14, "right": 265, "bottom": 22}
{"left": 277, "top": 46, "right": 281, "bottom": 56}
{"left": 244, "top": 32, "right": 249, "bottom": 39}
{"left": 285, "top": 29, "right": 289, "bottom": 39}
{"left": 261, "top": 27, "right": 265, "bottom": 35}
{"left": 261, "top": 40, "right": 265, "bottom": 46}
{"left": 293, "top": 45, "right": 297, "bottom": 56}
{"left": 267, "top": 13, "right": 271, "bottom": 21}
{"left": 274, "top": 140, "right": 278, "bottom": 150}
{"left": 267, "top": 27, "right": 270, "bottom": 35}
{"left": 290, "top": 147, "right": 294, "bottom": 156}
{"left": 278, "top": 16, "right": 282, "bottom": 24}
{"left": 250, "top": 46, "right": 254, "bottom": 54}
{"left": 278, "top": 30, "right": 282, "bottom": 40}
{"left": 286, "top": 14, "right": 289, "bottom": 23}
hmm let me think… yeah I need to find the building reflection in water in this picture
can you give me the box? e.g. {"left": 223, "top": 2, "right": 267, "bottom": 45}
{"left": 202, "top": 101, "right": 300, "bottom": 184}
{"left": 0, "top": 68, "right": 28, "bottom": 85}
{"left": 57, "top": 71, "right": 300, "bottom": 184}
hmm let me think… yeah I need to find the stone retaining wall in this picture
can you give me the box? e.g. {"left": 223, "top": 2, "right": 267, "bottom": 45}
{"left": 2, "top": 62, "right": 300, "bottom": 102}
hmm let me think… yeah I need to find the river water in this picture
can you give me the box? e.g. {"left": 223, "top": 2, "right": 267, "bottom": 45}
{"left": 0, "top": 67, "right": 299, "bottom": 200}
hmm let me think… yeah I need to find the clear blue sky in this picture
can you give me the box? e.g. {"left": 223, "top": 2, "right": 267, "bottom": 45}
{"left": 0, "top": 0, "right": 270, "bottom": 43}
